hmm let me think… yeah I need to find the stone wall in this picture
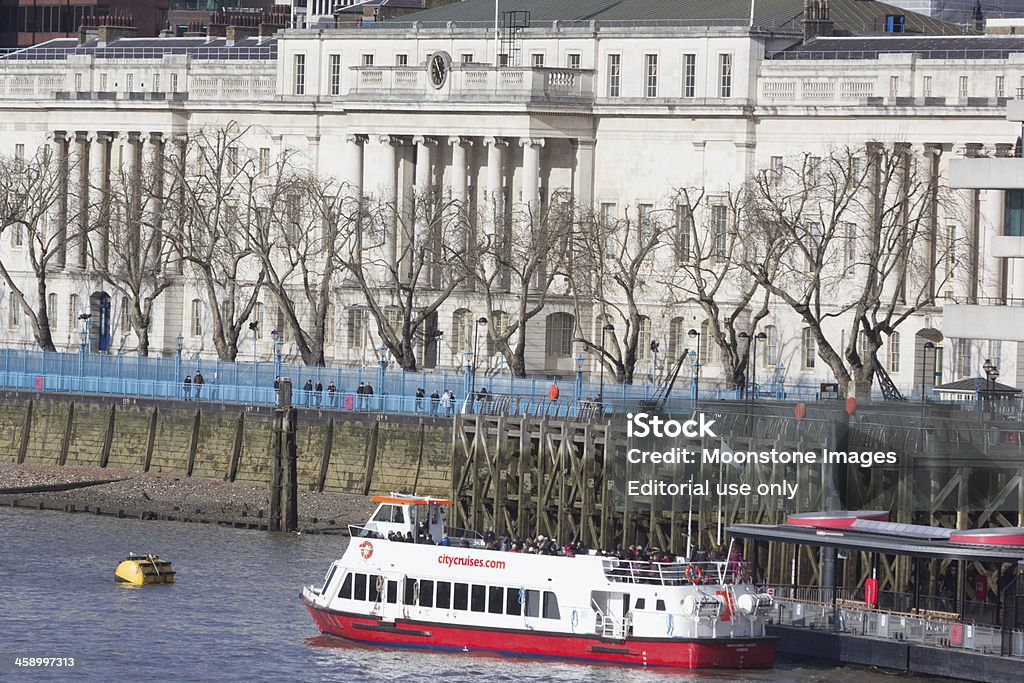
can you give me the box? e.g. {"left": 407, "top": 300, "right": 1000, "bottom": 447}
{"left": 0, "top": 391, "right": 452, "bottom": 497}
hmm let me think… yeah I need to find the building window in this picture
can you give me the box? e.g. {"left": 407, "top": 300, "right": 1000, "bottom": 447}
{"left": 601, "top": 203, "right": 617, "bottom": 257}
{"left": 126, "top": 73, "right": 133, "bottom": 92}
{"left": 1004, "top": 191, "right": 1024, "bottom": 236}
{"left": 637, "top": 316, "right": 652, "bottom": 361}
{"left": 683, "top": 53, "right": 696, "bottom": 97}
{"left": 770, "top": 156, "right": 783, "bottom": 185}
{"left": 452, "top": 308, "right": 472, "bottom": 353}
{"left": 532, "top": 53, "right": 544, "bottom": 68}
{"left": 395, "top": 54, "right": 408, "bottom": 66}
{"left": 253, "top": 302, "right": 263, "bottom": 339}
{"left": 843, "top": 222, "right": 856, "bottom": 270}
{"left": 888, "top": 332, "right": 901, "bottom": 373}
{"left": 644, "top": 54, "right": 658, "bottom": 97}
{"left": 362, "top": 54, "right": 374, "bottom": 66}
{"left": 638, "top": 203, "right": 654, "bottom": 245}
{"left": 99, "top": 73, "right": 107, "bottom": 90}
{"left": 330, "top": 54, "right": 341, "bottom": 95}
{"left": 764, "top": 325, "right": 779, "bottom": 366}
{"left": 171, "top": 74, "right": 178, "bottom": 92}
{"left": 674, "top": 204, "right": 691, "bottom": 264}
{"left": 712, "top": 205, "right": 729, "bottom": 258}
{"left": 885, "top": 14, "right": 905, "bottom": 33}
{"left": 461, "top": 53, "right": 473, "bottom": 63}
{"left": 11, "top": 224, "right": 22, "bottom": 247}
{"left": 667, "top": 317, "right": 686, "bottom": 360}
{"left": 47, "top": 293, "right": 57, "bottom": 330}
{"left": 191, "top": 299, "right": 202, "bottom": 337}
{"left": 68, "top": 294, "right": 78, "bottom": 332}
{"left": 990, "top": 340, "right": 1002, "bottom": 369}
{"left": 15, "top": 143, "right": 24, "bottom": 161}
{"left": 324, "top": 305, "right": 335, "bottom": 346}
{"left": 889, "top": 76, "right": 899, "bottom": 97}
{"left": 957, "top": 340, "right": 972, "bottom": 377}
{"left": 718, "top": 54, "right": 732, "bottom": 97}
{"left": 153, "top": 73, "right": 160, "bottom": 92}
{"left": 922, "top": 75, "right": 932, "bottom": 97}
{"left": 809, "top": 156, "right": 822, "bottom": 182}
{"left": 75, "top": 73, "right": 82, "bottom": 91}
{"left": 607, "top": 54, "right": 621, "bottom": 97}
{"left": 294, "top": 54, "right": 306, "bottom": 95}
{"left": 996, "top": 75, "right": 1006, "bottom": 98}
{"left": 259, "top": 148, "right": 270, "bottom": 175}
{"left": 946, "top": 223, "right": 958, "bottom": 277}
{"left": 544, "top": 312, "right": 574, "bottom": 358}
{"left": 121, "top": 296, "right": 132, "bottom": 333}
{"left": 567, "top": 53, "right": 581, "bottom": 69}
{"left": 9, "top": 298, "right": 20, "bottom": 328}
{"left": 802, "top": 328, "right": 816, "bottom": 369}
{"left": 699, "top": 320, "right": 713, "bottom": 365}
{"left": 807, "top": 221, "right": 823, "bottom": 268}
{"left": 959, "top": 75, "right": 969, "bottom": 97}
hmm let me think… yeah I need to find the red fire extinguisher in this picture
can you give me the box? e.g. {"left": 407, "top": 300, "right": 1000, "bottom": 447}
{"left": 865, "top": 576, "right": 879, "bottom": 606}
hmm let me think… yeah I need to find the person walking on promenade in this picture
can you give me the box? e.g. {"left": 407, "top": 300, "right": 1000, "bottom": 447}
{"left": 327, "top": 381, "right": 337, "bottom": 407}
{"left": 356, "top": 382, "right": 366, "bottom": 410}
{"left": 365, "top": 383, "right": 375, "bottom": 410}
{"left": 440, "top": 389, "right": 453, "bottom": 416}
{"left": 183, "top": 374, "right": 192, "bottom": 400}
{"left": 430, "top": 389, "right": 440, "bottom": 414}
{"left": 415, "top": 387, "right": 425, "bottom": 413}
{"left": 193, "top": 371, "right": 204, "bottom": 400}
{"left": 315, "top": 380, "right": 323, "bottom": 407}
{"left": 303, "top": 378, "right": 314, "bottom": 405}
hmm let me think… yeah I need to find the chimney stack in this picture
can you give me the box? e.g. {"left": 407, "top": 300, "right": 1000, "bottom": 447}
{"left": 801, "top": 0, "right": 834, "bottom": 43}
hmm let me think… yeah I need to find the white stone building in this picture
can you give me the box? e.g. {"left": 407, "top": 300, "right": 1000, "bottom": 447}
{"left": 0, "top": 0, "right": 1021, "bottom": 393}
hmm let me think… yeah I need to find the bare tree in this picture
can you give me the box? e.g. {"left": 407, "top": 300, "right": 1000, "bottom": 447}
{"left": 659, "top": 187, "right": 772, "bottom": 390}
{"left": 569, "top": 204, "right": 668, "bottom": 384}
{"left": 0, "top": 147, "right": 77, "bottom": 351}
{"left": 92, "top": 137, "right": 176, "bottom": 355}
{"left": 476, "top": 190, "right": 574, "bottom": 377}
{"left": 166, "top": 125, "right": 272, "bottom": 361}
{"left": 742, "top": 143, "right": 967, "bottom": 397}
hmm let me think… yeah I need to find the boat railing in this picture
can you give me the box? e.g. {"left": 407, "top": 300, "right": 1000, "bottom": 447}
{"left": 601, "top": 559, "right": 750, "bottom": 585}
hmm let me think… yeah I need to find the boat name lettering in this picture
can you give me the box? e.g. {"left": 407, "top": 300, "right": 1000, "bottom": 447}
{"left": 437, "top": 554, "right": 507, "bottom": 570}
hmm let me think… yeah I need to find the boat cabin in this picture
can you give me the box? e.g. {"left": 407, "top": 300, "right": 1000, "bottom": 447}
{"left": 360, "top": 494, "right": 451, "bottom": 543}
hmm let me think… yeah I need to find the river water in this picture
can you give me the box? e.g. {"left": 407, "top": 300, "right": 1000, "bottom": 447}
{"left": 0, "top": 508, "right": 939, "bottom": 682}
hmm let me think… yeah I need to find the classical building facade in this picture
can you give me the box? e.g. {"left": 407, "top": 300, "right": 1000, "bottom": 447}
{"left": 0, "top": 0, "right": 1021, "bottom": 392}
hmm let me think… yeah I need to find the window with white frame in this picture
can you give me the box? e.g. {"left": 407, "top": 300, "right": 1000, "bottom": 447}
{"left": 126, "top": 73, "right": 133, "bottom": 92}
{"left": 347, "top": 308, "right": 366, "bottom": 349}
{"left": 843, "top": 222, "right": 856, "bottom": 270}
{"left": 638, "top": 203, "right": 655, "bottom": 245}
{"left": 47, "top": 293, "right": 57, "bottom": 331}
{"left": 607, "top": 54, "right": 621, "bottom": 97}
{"left": 461, "top": 53, "right": 473, "bottom": 63}
{"left": 809, "top": 156, "right": 822, "bottom": 182}
{"left": 452, "top": 308, "right": 473, "bottom": 354}
{"left": 644, "top": 54, "right": 658, "bottom": 97}
{"left": 75, "top": 73, "right": 82, "bottom": 91}
{"left": 396, "top": 54, "right": 408, "bottom": 66}
{"left": 807, "top": 221, "right": 823, "bottom": 268}
{"left": 567, "top": 53, "right": 581, "bottom": 69}
{"left": 11, "top": 224, "right": 22, "bottom": 247}
{"left": 718, "top": 54, "right": 732, "bottom": 97}
{"left": 889, "top": 75, "right": 899, "bottom": 97}
{"left": 712, "top": 204, "right": 729, "bottom": 258}
{"left": 699, "top": 320, "right": 713, "bottom": 365}
{"left": 362, "top": 54, "right": 374, "bottom": 66}
{"left": 99, "top": 73, "right": 107, "bottom": 90}
{"left": 121, "top": 296, "right": 131, "bottom": 333}
{"left": 532, "top": 53, "right": 544, "bottom": 68}
{"left": 544, "top": 312, "right": 575, "bottom": 358}
{"left": 191, "top": 299, "right": 202, "bottom": 337}
{"left": 8, "top": 297, "right": 20, "bottom": 328}
{"left": 153, "top": 73, "right": 160, "bottom": 92}
{"left": 68, "top": 294, "right": 78, "bottom": 332}
{"left": 330, "top": 54, "right": 341, "bottom": 95}
{"left": 637, "top": 316, "right": 652, "bottom": 361}
{"left": 959, "top": 75, "right": 969, "bottom": 97}
{"left": 15, "top": 143, "right": 24, "bottom": 161}
{"left": 957, "top": 339, "right": 972, "bottom": 377}
{"left": 996, "top": 75, "right": 1005, "bottom": 98}
{"left": 601, "top": 203, "right": 617, "bottom": 257}
{"left": 764, "top": 325, "right": 779, "bottom": 366}
{"left": 668, "top": 317, "right": 686, "bottom": 360}
{"left": 888, "top": 332, "right": 901, "bottom": 372}
{"left": 294, "top": 54, "right": 306, "bottom": 95}
{"left": 802, "top": 328, "right": 816, "bottom": 369}
{"left": 683, "top": 53, "right": 696, "bottom": 97}
{"left": 990, "top": 340, "right": 1002, "bottom": 368}
{"left": 922, "top": 75, "right": 932, "bottom": 97}
{"left": 674, "top": 204, "right": 691, "bottom": 264}
{"left": 170, "top": 73, "right": 178, "bottom": 92}
{"left": 259, "top": 148, "right": 270, "bottom": 175}
{"left": 946, "top": 223, "right": 957, "bottom": 277}
{"left": 770, "top": 155, "right": 783, "bottom": 186}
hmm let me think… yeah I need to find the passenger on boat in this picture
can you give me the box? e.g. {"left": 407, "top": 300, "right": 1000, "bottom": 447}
{"left": 439, "top": 533, "right": 451, "bottom": 546}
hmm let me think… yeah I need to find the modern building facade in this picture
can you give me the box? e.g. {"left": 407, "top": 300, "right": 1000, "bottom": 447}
{"left": 0, "top": 0, "right": 1021, "bottom": 393}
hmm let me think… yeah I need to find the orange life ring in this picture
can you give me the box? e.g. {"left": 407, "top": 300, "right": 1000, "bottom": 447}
{"left": 684, "top": 564, "right": 703, "bottom": 584}
{"left": 548, "top": 384, "right": 560, "bottom": 400}
{"left": 360, "top": 540, "right": 374, "bottom": 560}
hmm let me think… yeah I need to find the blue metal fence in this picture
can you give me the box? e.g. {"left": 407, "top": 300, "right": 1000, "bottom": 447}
{"left": 0, "top": 347, "right": 932, "bottom": 416}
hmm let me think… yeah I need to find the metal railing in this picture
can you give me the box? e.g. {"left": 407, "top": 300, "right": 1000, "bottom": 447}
{"left": 602, "top": 559, "right": 750, "bottom": 586}
{"left": 0, "top": 46, "right": 277, "bottom": 61}
{"left": 770, "top": 49, "right": 1024, "bottom": 61}
{"left": 292, "top": 18, "right": 792, "bottom": 31}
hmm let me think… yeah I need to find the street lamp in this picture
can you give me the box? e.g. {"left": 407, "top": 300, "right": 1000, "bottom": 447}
{"left": 650, "top": 339, "right": 660, "bottom": 384}
{"left": 271, "top": 328, "right": 283, "bottom": 378}
{"left": 79, "top": 313, "right": 92, "bottom": 353}
{"left": 688, "top": 328, "right": 701, "bottom": 399}
{"left": 739, "top": 331, "right": 768, "bottom": 402}
{"left": 175, "top": 333, "right": 184, "bottom": 386}
{"left": 599, "top": 322, "right": 615, "bottom": 411}
{"left": 920, "top": 341, "right": 935, "bottom": 403}
{"left": 983, "top": 358, "right": 999, "bottom": 410}
{"left": 472, "top": 316, "right": 488, "bottom": 396}
{"left": 248, "top": 320, "right": 259, "bottom": 402}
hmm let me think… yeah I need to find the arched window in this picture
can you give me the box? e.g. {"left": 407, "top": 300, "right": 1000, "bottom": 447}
{"left": 802, "top": 328, "right": 816, "bottom": 369}
{"left": 667, "top": 317, "right": 686, "bottom": 360}
{"left": 763, "top": 325, "right": 779, "bottom": 366}
{"left": 888, "top": 332, "right": 900, "bottom": 373}
{"left": 545, "top": 312, "right": 575, "bottom": 358}
{"left": 637, "top": 316, "right": 652, "bottom": 361}
{"left": 451, "top": 308, "right": 473, "bottom": 353}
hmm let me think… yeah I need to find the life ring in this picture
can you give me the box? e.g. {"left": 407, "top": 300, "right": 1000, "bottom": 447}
{"left": 684, "top": 564, "right": 704, "bottom": 584}
{"left": 359, "top": 540, "right": 374, "bottom": 560}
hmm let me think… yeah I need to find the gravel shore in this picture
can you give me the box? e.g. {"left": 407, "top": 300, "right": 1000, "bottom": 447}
{"left": 0, "top": 463, "right": 376, "bottom": 533}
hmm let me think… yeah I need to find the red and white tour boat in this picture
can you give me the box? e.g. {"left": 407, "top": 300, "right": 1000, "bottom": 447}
{"left": 302, "top": 494, "right": 775, "bottom": 669}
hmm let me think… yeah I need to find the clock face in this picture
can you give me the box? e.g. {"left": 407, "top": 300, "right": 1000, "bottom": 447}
{"left": 429, "top": 53, "right": 449, "bottom": 89}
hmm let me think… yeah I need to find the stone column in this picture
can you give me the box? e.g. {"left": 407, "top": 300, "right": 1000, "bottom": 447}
{"left": 124, "top": 132, "right": 141, "bottom": 263}
{"left": 572, "top": 138, "right": 595, "bottom": 210}
{"left": 73, "top": 132, "right": 91, "bottom": 269}
{"left": 378, "top": 135, "right": 399, "bottom": 271}
{"left": 90, "top": 132, "right": 111, "bottom": 270}
{"left": 146, "top": 133, "right": 165, "bottom": 273}
{"left": 172, "top": 134, "right": 187, "bottom": 274}
{"left": 520, "top": 137, "right": 544, "bottom": 211}
{"left": 343, "top": 134, "right": 366, "bottom": 201}
{"left": 50, "top": 131, "right": 70, "bottom": 269}
{"left": 449, "top": 136, "right": 470, "bottom": 205}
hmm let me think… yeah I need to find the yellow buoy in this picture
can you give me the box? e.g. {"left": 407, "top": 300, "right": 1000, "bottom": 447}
{"left": 114, "top": 554, "right": 175, "bottom": 585}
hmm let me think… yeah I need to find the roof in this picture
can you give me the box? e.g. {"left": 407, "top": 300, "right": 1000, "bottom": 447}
{"left": 394, "top": 0, "right": 966, "bottom": 36}
{"left": 776, "top": 35, "right": 1024, "bottom": 60}
{"left": 935, "top": 377, "right": 1021, "bottom": 394}
{"left": 0, "top": 36, "right": 277, "bottom": 61}
{"left": 370, "top": 494, "right": 453, "bottom": 505}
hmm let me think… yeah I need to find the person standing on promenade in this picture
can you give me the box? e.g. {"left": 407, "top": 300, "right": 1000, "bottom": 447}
{"left": 183, "top": 374, "right": 192, "bottom": 400}
{"left": 193, "top": 371, "right": 204, "bottom": 400}
{"left": 430, "top": 389, "right": 440, "bottom": 414}
{"left": 415, "top": 387, "right": 425, "bottom": 412}
{"left": 356, "top": 382, "right": 366, "bottom": 410}
{"left": 327, "top": 381, "right": 337, "bottom": 407}
{"left": 315, "top": 379, "right": 323, "bottom": 406}
{"left": 303, "top": 378, "right": 313, "bottom": 405}
{"left": 365, "top": 383, "right": 374, "bottom": 410}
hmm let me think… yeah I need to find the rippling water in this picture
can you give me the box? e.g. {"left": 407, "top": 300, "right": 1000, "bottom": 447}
{"left": 0, "top": 508, "right": 939, "bottom": 682}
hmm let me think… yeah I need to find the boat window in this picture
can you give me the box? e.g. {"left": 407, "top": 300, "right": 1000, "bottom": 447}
{"left": 656, "top": 599, "right": 666, "bottom": 611}
{"left": 368, "top": 575, "right": 382, "bottom": 602}
{"left": 321, "top": 566, "right": 337, "bottom": 594}
{"left": 506, "top": 587, "right": 523, "bottom": 616}
{"left": 470, "top": 585, "right": 486, "bottom": 612}
{"left": 524, "top": 589, "right": 540, "bottom": 618}
{"left": 393, "top": 507, "right": 404, "bottom": 523}
{"left": 386, "top": 580, "right": 398, "bottom": 604}
{"left": 419, "top": 580, "right": 435, "bottom": 608}
{"left": 372, "top": 505, "right": 395, "bottom": 522}
{"left": 404, "top": 577, "right": 416, "bottom": 605}
{"left": 354, "top": 573, "right": 367, "bottom": 601}
{"left": 453, "top": 583, "right": 469, "bottom": 610}
{"left": 635, "top": 598, "right": 646, "bottom": 610}
{"left": 543, "top": 591, "right": 561, "bottom": 620}
{"left": 488, "top": 586, "right": 504, "bottom": 614}
{"left": 338, "top": 573, "right": 353, "bottom": 599}
{"left": 436, "top": 581, "right": 451, "bottom": 609}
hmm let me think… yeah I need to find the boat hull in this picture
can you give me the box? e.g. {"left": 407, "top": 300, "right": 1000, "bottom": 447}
{"left": 304, "top": 600, "right": 774, "bottom": 669}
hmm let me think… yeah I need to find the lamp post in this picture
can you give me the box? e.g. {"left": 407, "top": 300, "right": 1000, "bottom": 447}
{"left": 472, "top": 316, "right": 488, "bottom": 398}
{"left": 271, "top": 328, "right": 283, "bottom": 379}
{"left": 175, "top": 333, "right": 183, "bottom": 387}
{"left": 249, "top": 321, "right": 259, "bottom": 403}
{"left": 738, "top": 331, "right": 750, "bottom": 400}
{"left": 920, "top": 341, "right": 935, "bottom": 403}
{"left": 650, "top": 339, "right": 660, "bottom": 385}
{"left": 574, "top": 352, "right": 585, "bottom": 404}
{"left": 751, "top": 331, "right": 767, "bottom": 402}
{"left": 599, "top": 322, "right": 615, "bottom": 411}
{"left": 688, "top": 328, "right": 701, "bottom": 400}
{"left": 983, "top": 358, "right": 999, "bottom": 410}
